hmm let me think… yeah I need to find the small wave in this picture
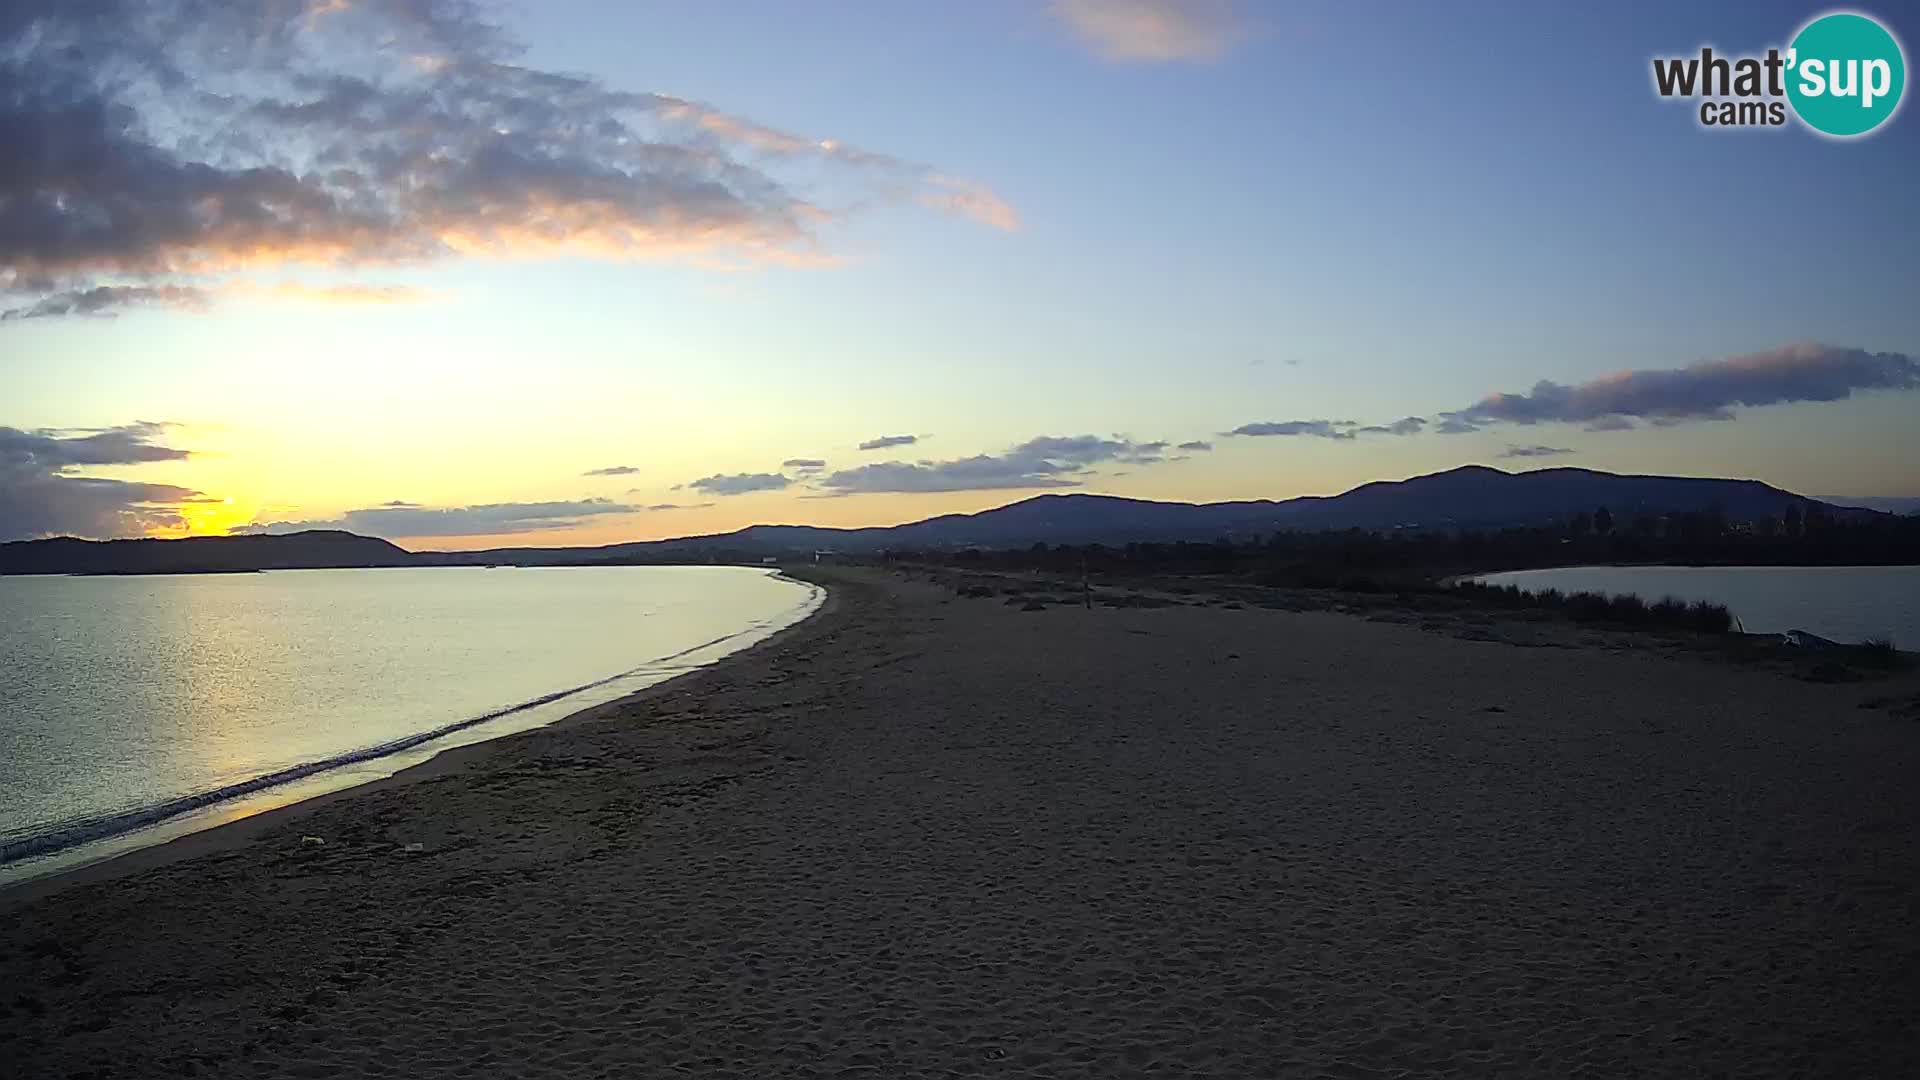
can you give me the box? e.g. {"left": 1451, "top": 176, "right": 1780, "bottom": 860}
{"left": 0, "top": 577, "right": 826, "bottom": 867}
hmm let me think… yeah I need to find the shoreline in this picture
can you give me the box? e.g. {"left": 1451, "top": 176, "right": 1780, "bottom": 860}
{"left": 0, "top": 569, "right": 837, "bottom": 908}
{"left": 9, "top": 566, "right": 1920, "bottom": 1075}
{"left": 1446, "top": 559, "right": 1920, "bottom": 585}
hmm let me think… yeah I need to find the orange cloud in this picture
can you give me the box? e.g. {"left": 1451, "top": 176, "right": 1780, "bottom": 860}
{"left": 263, "top": 282, "right": 430, "bottom": 305}
{"left": 921, "top": 176, "right": 1022, "bottom": 232}
{"left": 3, "top": 1, "right": 1019, "bottom": 317}
{"left": 1053, "top": 0, "right": 1244, "bottom": 63}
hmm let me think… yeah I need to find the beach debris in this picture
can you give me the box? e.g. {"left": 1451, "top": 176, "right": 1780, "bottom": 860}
{"left": 1859, "top": 694, "right": 1920, "bottom": 721}
{"left": 299, "top": 835, "right": 326, "bottom": 847}
{"left": 1784, "top": 629, "right": 1842, "bottom": 648}
{"left": 403, "top": 842, "right": 425, "bottom": 854}
{"left": 1797, "top": 660, "right": 1860, "bottom": 684}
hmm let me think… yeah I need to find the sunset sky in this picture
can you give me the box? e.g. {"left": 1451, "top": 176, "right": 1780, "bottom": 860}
{"left": 4, "top": 0, "right": 1917, "bottom": 549}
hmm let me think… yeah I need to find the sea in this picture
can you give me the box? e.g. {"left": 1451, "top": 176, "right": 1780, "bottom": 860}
{"left": 0, "top": 565, "right": 822, "bottom": 885}
{"left": 1471, "top": 565, "right": 1920, "bottom": 647}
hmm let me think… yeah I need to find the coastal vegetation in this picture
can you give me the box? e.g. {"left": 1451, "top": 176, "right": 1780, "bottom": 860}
{"left": 875, "top": 508, "right": 1918, "bottom": 653}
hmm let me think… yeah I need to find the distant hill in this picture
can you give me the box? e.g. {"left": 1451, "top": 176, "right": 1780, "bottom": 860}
{"left": 1819, "top": 495, "right": 1920, "bottom": 516}
{"left": 4, "top": 467, "right": 1878, "bottom": 574}
{"left": 438, "top": 465, "right": 1871, "bottom": 564}
{"left": 0, "top": 530, "right": 414, "bottom": 576}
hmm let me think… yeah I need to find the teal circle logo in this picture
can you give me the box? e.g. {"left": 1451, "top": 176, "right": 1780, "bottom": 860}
{"left": 1786, "top": 12, "right": 1906, "bottom": 137}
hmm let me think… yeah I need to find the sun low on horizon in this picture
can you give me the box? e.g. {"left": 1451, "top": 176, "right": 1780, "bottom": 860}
{"left": 4, "top": 0, "right": 1918, "bottom": 551}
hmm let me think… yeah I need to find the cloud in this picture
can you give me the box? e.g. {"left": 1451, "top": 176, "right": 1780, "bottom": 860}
{"left": 0, "top": 281, "right": 426, "bottom": 319}
{"left": 0, "top": 285, "right": 211, "bottom": 320}
{"left": 1053, "top": 0, "right": 1244, "bottom": 62}
{"left": 2, "top": 422, "right": 191, "bottom": 468}
{"left": 1228, "top": 419, "right": 1356, "bottom": 439}
{"left": 0, "top": 422, "right": 201, "bottom": 539}
{"left": 919, "top": 175, "right": 1021, "bottom": 231}
{"left": 1437, "top": 344, "right": 1920, "bottom": 433}
{"left": 686, "top": 472, "right": 791, "bottom": 496}
{"left": 260, "top": 282, "right": 429, "bottom": 306}
{"left": 1354, "top": 416, "right": 1427, "bottom": 436}
{"left": 583, "top": 465, "right": 640, "bottom": 477}
{"left": 641, "top": 502, "right": 711, "bottom": 512}
{"left": 819, "top": 433, "right": 1169, "bottom": 494}
{"left": 1499, "top": 445, "right": 1574, "bottom": 459}
{"left": 237, "top": 498, "right": 638, "bottom": 539}
{"left": 782, "top": 458, "right": 827, "bottom": 469}
{"left": 820, "top": 458, "right": 1080, "bottom": 495}
{"left": 1176, "top": 440, "right": 1213, "bottom": 451}
{"left": 858, "top": 434, "right": 922, "bottom": 451}
{"left": 1583, "top": 416, "right": 1638, "bottom": 432}
{"left": 1018, "top": 435, "right": 1168, "bottom": 465}
{"left": 1227, "top": 416, "right": 1427, "bottom": 440}
{"left": 1, "top": 0, "right": 1016, "bottom": 316}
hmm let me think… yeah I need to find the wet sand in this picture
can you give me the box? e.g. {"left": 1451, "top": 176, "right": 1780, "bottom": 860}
{"left": 5, "top": 566, "right": 1919, "bottom": 1077}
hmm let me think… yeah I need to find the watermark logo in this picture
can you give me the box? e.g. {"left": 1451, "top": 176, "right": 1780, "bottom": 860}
{"left": 1652, "top": 10, "right": 1906, "bottom": 137}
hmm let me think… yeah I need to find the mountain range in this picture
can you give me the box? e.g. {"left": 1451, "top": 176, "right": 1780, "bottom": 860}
{"left": 1, "top": 465, "right": 1871, "bottom": 575}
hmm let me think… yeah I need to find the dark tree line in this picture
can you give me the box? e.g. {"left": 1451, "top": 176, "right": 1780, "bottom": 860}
{"left": 890, "top": 504, "right": 1920, "bottom": 591}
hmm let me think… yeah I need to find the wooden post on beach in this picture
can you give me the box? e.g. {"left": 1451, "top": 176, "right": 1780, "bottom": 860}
{"left": 1081, "top": 553, "right": 1091, "bottom": 609}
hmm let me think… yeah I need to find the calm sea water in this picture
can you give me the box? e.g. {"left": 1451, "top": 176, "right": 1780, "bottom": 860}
{"left": 0, "top": 566, "right": 820, "bottom": 883}
{"left": 1472, "top": 565, "right": 1919, "bottom": 646}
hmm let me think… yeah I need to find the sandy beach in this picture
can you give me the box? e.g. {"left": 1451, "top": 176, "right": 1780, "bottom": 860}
{"left": 5, "top": 566, "right": 1920, "bottom": 1077}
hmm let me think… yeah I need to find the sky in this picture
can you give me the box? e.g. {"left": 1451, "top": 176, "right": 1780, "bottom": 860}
{"left": 3, "top": 0, "right": 1917, "bottom": 549}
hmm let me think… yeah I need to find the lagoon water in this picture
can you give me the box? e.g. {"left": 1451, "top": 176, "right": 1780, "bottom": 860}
{"left": 1472, "top": 565, "right": 1920, "bottom": 647}
{"left": 0, "top": 566, "right": 820, "bottom": 882}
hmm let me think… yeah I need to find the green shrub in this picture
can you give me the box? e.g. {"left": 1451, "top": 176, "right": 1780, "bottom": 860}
{"left": 1452, "top": 580, "right": 1733, "bottom": 635}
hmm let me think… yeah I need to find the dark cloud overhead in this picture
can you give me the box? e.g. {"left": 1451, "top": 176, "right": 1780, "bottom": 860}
{"left": 582, "top": 465, "right": 639, "bottom": 477}
{"left": 0, "top": 0, "right": 1014, "bottom": 316}
{"left": 0, "top": 422, "right": 200, "bottom": 539}
{"left": 858, "top": 434, "right": 921, "bottom": 451}
{"left": 1438, "top": 344, "right": 1919, "bottom": 433}
{"left": 781, "top": 458, "right": 827, "bottom": 469}
{"left": 1, "top": 422, "right": 191, "bottom": 469}
{"left": 1499, "top": 444, "right": 1574, "bottom": 459}
{"left": 1176, "top": 440, "right": 1213, "bottom": 451}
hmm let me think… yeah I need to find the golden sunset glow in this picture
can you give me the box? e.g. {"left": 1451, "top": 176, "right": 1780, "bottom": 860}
{"left": 1, "top": 0, "right": 1914, "bottom": 551}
